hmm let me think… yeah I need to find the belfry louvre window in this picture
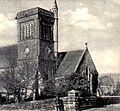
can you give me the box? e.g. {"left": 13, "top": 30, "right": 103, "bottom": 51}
{"left": 20, "top": 21, "right": 34, "bottom": 41}
{"left": 21, "top": 25, "right": 25, "bottom": 40}
{"left": 50, "top": 25, "right": 53, "bottom": 40}
{"left": 25, "top": 24, "right": 27, "bottom": 39}
{"left": 31, "top": 23, "right": 34, "bottom": 38}
{"left": 41, "top": 22, "right": 53, "bottom": 40}
{"left": 28, "top": 24, "right": 31, "bottom": 38}
{"left": 41, "top": 22, "right": 46, "bottom": 39}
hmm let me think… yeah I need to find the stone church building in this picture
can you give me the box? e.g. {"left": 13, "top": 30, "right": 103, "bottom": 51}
{"left": 0, "top": 0, "right": 98, "bottom": 98}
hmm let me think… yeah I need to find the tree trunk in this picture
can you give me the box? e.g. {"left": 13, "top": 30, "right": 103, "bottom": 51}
{"left": 35, "top": 71, "right": 39, "bottom": 100}
{"left": 24, "top": 88, "right": 27, "bottom": 100}
{"left": 7, "top": 93, "right": 9, "bottom": 104}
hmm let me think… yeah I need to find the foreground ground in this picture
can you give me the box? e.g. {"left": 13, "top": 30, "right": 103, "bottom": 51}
{"left": 84, "top": 104, "right": 120, "bottom": 111}
{"left": 0, "top": 103, "right": 120, "bottom": 111}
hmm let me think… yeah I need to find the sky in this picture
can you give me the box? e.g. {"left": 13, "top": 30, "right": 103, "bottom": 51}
{"left": 0, "top": 0, "right": 120, "bottom": 74}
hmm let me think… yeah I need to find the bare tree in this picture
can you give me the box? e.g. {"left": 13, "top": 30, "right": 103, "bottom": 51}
{"left": 55, "top": 72, "right": 89, "bottom": 97}
{"left": 43, "top": 77, "right": 56, "bottom": 98}
{"left": 16, "top": 59, "right": 39, "bottom": 100}
{"left": 0, "top": 67, "right": 18, "bottom": 102}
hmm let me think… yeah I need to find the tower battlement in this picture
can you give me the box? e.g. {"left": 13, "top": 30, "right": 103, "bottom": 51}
{"left": 16, "top": 7, "right": 54, "bottom": 19}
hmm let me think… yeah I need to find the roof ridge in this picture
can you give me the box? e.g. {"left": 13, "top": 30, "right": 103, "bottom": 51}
{"left": 58, "top": 49, "right": 84, "bottom": 53}
{"left": 0, "top": 44, "right": 17, "bottom": 49}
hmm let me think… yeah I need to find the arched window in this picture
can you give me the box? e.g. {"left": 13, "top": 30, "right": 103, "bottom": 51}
{"left": 31, "top": 23, "right": 34, "bottom": 38}
{"left": 28, "top": 24, "right": 31, "bottom": 38}
{"left": 25, "top": 24, "right": 27, "bottom": 39}
{"left": 50, "top": 26, "right": 53, "bottom": 40}
{"left": 22, "top": 25, "right": 25, "bottom": 40}
{"left": 20, "top": 21, "right": 34, "bottom": 40}
{"left": 47, "top": 25, "right": 50, "bottom": 40}
{"left": 41, "top": 22, "right": 46, "bottom": 39}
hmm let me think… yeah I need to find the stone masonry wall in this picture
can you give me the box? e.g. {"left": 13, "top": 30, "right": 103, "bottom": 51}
{"left": 0, "top": 90, "right": 79, "bottom": 111}
{"left": 0, "top": 96, "right": 76, "bottom": 111}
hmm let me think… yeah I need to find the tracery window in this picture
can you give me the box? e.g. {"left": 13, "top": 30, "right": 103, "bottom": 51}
{"left": 41, "top": 22, "right": 53, "bottom": 40}
{"left": 31, "top": 23, "right": 34, "bottom": 38}
{"left": 20, "top": 20, "right": 34, "bottom": 41}
{"left": 50, "top": 26, "right": 53, "bottom": 40}
{"left": 25, "top": 24, "right": 27, "bottom": 39}
{"left": 41, "top": 22, "right": 46, "bottom": 39}
{"left": 28, "top": 24, "right": 31, "bottom": 38}
{"left": 21, "top": 25, "right": 25, "bottom": 40}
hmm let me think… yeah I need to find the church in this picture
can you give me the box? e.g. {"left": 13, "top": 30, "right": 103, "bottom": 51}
{"left": 0, "top": 0, "right": 98, "bottom": 99}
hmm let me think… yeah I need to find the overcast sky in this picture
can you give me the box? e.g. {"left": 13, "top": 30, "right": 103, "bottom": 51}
{"left": 0, "top": 0, "right": 120, "bottom": 74}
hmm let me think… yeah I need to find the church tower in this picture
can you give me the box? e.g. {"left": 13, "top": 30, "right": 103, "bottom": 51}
{"left": 16, "top": 7, "right": 56, "bottom": 97}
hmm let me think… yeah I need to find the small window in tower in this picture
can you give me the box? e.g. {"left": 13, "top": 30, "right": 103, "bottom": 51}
{"left": 42, "top": 22, "right": 46, "bottom": 39}
{"left": 44, "top": 24, "right": 47, "bottom": 39}
{"left": 28, "top": 24, "right": 31, "bottom": 38}
{"left": 47, "top": 25, "right": 50, "bottom": 40}
{"left": 50, "top": 26, "right": 53, "bottom": 40}
{"left": 41, "top": 22, "right": 43, "bottom": 39}
{"left": 46, "top": 25, "right": 48, "bottom": 40}
{"left": 31, "top": 23, "right": 34, "bottom": 38}
{"left": 26, "top": 24, "right": 28, "bottom": 39}
{"left": 19, "top": 24, "right": 21, "bottom": 41}
{"left": 22, "top": 25, "right": 25, "bottom": 40}
{"left": 25, "top": 24, "right": 27, "bottom": 39}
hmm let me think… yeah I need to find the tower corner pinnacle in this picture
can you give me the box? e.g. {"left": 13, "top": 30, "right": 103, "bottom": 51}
{"left": 53, "top": 0, "right": 58, "bottom": 11}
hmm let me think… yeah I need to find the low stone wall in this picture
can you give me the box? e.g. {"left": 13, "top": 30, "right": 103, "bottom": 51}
{"left": 0, "top": 90, "right": 77, "bottom": 111}
{"left": 1, "top": 91, "right": 118, "bottom": 111}
{"left": 0, "top": 96, "right": 75, "bottom": 111}
{"left": 0, "top": 99, "right": 56, "bottom": 111}
{"left": 101, "top": 96, "right": 120, "bottom": 105}
{"left": 0, "top": 97, "right": 74, "bottom": 111}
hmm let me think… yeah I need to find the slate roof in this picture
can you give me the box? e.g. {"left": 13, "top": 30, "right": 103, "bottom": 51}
{"left": 57, "top": 52, "right": 67, "bottom": 68}
{"left": 0, "top": 45, "right": 17, "bottom": 69}
{"left": 57, "top": 49, "right": 85, "bottom": 77}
